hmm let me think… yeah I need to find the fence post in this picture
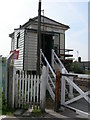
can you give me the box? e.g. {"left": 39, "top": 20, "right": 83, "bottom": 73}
{"left": 0, "top": 56, "right": 2, "bottom": 115}
{"left": 12, "top": 67, "right": 16, "bottom": 108}
{"left": 68, "top": 74, "right": 74, "bottom": 99}
{"left": 51, "top": 49, "right": 54, "bottom": 68}
{"left": 54, "top": 71, "right": 61, "bottom": 112}
{"left": 61, "top": 68, "right": 66, "bottom": 105}
{"left": 40, "top": 66, "right": 47, "bottom": 112}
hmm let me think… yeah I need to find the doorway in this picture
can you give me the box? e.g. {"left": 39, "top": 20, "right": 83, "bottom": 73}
{"left": 41, "top": 33, "right": 54, "bottom": 65}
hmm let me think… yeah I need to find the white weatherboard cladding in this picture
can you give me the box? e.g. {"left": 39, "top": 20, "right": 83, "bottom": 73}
{"left": 14, "top": 29, "right": 25, "bottom": 70}
{"left": 24, "top": 31, "right": 37, "bottom": 71}
{"left": 54, "top": 34, "right": 59, "bottom": 54}
{"left": 27, "top": 23, "right": 65, "bottom": 33}
{"left": 60, "top": 33, "right": 65, "bottom": 59}
{"left": 60, "top": 33, "right": 64, "bottom": 53}
{"left": 11, "top": 37, "right": 14, "bottom": 51}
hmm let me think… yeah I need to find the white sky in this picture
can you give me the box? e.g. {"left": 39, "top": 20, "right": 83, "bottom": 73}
{"left": 0, "top": 0, "right": 89, "bottom": 61}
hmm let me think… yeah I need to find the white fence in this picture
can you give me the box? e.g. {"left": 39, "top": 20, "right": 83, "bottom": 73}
{"left": 12, "top": 66, "right": 47, "bottom": 110}
{"left": 69, "top": 73, "right": 90, "bottom": 79}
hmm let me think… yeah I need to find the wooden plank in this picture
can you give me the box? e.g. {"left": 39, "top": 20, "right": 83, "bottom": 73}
{"left": 65, "top": 76, "right": 90, "bottom": 104}
{"left": 61, "top": 74, "right": 66, "bottom": 105}
{"left": 65, "top": 91, "right": 90, "bottom": 105}
{"left": 25, "top": 73, "right": 27, "bottom": 105}
{"left": 31, "top": 75, "right": 33, "bottom": 102}
{"left": 37, "top": 76, "right": 39, "bottom": 103}
{"left": 22, "top": 72, "right": 24, "bottom": 108}
{"left": 12, "top": 68, "right": 15, "bottom": 108}
{"left": 16, "top": 73, "right": 18, "bottom": 108}
{"left": 54, "top": 71, "right": 61, "bottom": 112}
{"left": 19, "top": 72, "right": 21, "bottom": 108}
{"left": 28, "top": 75, "right": 30, "bottom": 103}
{"left": 34, "top": 75, "right": 36, "bottom": 103}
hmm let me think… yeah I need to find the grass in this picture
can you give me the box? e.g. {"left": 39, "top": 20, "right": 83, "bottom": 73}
{"left": 2, "top": 92, "right": 15, "bottom": 115}
{"left": 31, "top": 108, "right": 44, "bottom": 117}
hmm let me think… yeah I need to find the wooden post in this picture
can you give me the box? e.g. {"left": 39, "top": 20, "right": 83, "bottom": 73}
{"left": 68, "top": 75, "right": 74, "bottom": 99}
{"left": 37, "top": 0, "right": 41, "bottom": 75}
{"left": 54, "top": 71, "right": 61, "bottom": 112}
{"left": 0, "top": 56, "right": 2, "bottom": 115}
{"left": 12, "top": 67, "right": 16, "bottom": 108}
{"left": 61, "top": 68, "right": 66, "bottom": 105}
{"left": 40, "top": 66, "right": 47, "bottom": 111}
{"left": 51, "top": 49, "right": 54, "bottom": 68}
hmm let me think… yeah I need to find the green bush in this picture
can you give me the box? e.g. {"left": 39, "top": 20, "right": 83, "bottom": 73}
{"left": 2, "top": 92, "right": 14, "bottom": 115}
{"left": 67, "top": 61, "right": 84, "bottom": 74}
{"left": 31, "top": 108, "right": 44, "bottom": 117}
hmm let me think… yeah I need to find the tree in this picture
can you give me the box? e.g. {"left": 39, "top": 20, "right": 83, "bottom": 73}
{"left": 66, "top": 61, "right": 84, "bottom": 74}
{"left": 67, "top": 61, "right": 84, "bottom": 74}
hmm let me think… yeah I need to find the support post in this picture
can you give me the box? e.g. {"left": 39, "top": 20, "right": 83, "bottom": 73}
{"left": 12, "top": 67, "right": 16, "bottom": 108}
{"left": 51, "top": 49, "right": 54, "bottom": 68}
{"left": 37, "top": 0, "right": 41, "bottom": 75}
{"left": 68, "top": 74, "right": 74, "bottom": 99}
{"left": 54, "top": 71, "right": 61, "bottom": 112}
{"left": 61, "top": 68, "right": 66, "bottom": 105}
{"left": 40, "top": 66, "right": 47, "bottom": 111}
{"left": 0, "top": 56, "right": 2, "bottom": 115}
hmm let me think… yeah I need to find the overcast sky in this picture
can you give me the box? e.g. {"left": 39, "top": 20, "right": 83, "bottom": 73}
{"left": 0, "top": 0, "right": 89, "bottom": 61}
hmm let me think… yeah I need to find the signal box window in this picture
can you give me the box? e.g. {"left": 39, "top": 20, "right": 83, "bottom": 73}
{"left": 17, "top": 32, "right": 20, "bottom": 49}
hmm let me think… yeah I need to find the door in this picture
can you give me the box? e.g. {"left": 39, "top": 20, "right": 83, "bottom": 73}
{"left": 41, "top": 34, "right": 53, "bottom": 65}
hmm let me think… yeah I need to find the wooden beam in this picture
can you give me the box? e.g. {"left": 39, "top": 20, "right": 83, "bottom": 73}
{"left": 54, "top": 71, "right": 61, "bottom": 112}
{"left": 37, "top": 0, "right": 41, "bottom": 75}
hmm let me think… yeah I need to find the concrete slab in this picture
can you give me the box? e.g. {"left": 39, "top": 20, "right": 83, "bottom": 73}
{"left": 22, "top": 109, "right": 33, "bottom": 117}
{"left": 45, "top": 109, "right": 68, "bottom": 118}
{"left": 14, "top": 109, "right": 22, "bottom": 116}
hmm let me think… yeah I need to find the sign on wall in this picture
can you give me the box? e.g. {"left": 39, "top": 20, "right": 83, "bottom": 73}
{"left": 10, "top": 50, "right": 19, "bottom": 60}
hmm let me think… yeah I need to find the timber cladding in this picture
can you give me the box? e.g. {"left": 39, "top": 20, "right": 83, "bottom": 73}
{"left": 24, "top": 30, "right": 37, "bottom": 71}
{"left": 14, "top": 29, "right": 25, "bottom": 70}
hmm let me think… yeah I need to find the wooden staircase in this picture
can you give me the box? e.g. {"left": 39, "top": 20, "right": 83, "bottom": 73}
{"left": 40, "top": 49, "right": 90, "bottom": 117}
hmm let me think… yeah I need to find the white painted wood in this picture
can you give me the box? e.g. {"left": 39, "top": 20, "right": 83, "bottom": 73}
{"left": 47, "top": 82, "right": 55, "bottom": 101}
{"left": 19, "top": 71, "right": 21, "bottom": 107}
{"left": 34, "top": 75, "right": 36, "bottom": 103}
{"left": 65, "top": 91, "right": 90, "bottom": 105}
{"left": 65, "top": 76, "right": 90, "bottom": 104}
{"left": 69, "top": 73, "right": 90, "bottom": 79}
{"left": 37, "top": 76, "right": 39, "bottom": 103}
{"left": 24, "top": 32, "right": 37, "bottom": 71}
{"left": 40, "top": 50, "right": 56, "bottom": 101}
{"left": 12, "top": 67, "right": 16, "bottom": 108}
{"left": 48, "top": 75, "right": 55, "bottom": 89}
{"left": 28, "top": 75, "right": 30, "bottom": 103}
{"left": 46, "top": 65, "right": 49, "bottom": 83}
{"left": 13, "top": 29, "right": 25, "bottom": 70}
{"left": 51, "top": 49, "right": 54, "bottom": 68}
{"left": 22, "top": 72, "right": 24, "bottom": 108}
{"left": 16, "top": 73, "right": 18, "bottom": 108}
{"left": 61, "top": 69, "right": 66, "bottom": 105}
{"left": 40, "top": 49, "right": 56, "bottom": 78}
{"left": 40, "top": 66, "right": 47, "bottom": 111}
{"left": 25, "top": 72, "right": 27, "bottom": 104}
{"left": 52, "top": 50, "right": 65, "bottom": 72}
{"left": 68, "top": 76, "right": 74, "bottom": 99}
{"left": 31, "top": 75, "right": 33, "bottom": 102}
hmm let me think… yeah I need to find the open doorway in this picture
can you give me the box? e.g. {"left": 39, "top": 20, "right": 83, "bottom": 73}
{"left": 41, "top": 33, "right": 54, "bottom": 65}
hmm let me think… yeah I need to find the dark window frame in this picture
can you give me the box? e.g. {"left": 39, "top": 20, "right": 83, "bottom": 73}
{"left": 17, "top": 32, "right": 20, "bottom": 49}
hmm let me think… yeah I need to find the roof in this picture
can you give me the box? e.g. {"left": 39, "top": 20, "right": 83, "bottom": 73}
{"left": 15, "top": 15, "right": 70, "bottom": 30}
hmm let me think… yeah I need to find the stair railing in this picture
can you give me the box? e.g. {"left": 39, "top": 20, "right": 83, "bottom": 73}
{"left": 40, "top": 49, "right": 56, "bottom": 100}
{"left": 52, "top": 49, "right": 90, "bottom": 107}
{"left": 52, "top": 49, "right": 68, "bottom": 74}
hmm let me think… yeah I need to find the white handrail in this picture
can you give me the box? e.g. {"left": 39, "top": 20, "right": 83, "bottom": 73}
{"left": 40, "top": 49, "right": 56, "bottom": 79}
{"left": 52, "top": 49, "right": 68, "bottom": 74}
